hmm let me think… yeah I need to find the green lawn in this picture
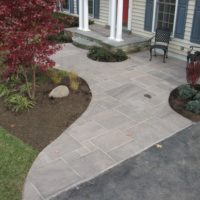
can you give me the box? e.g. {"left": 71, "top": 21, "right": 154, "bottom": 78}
{"left": 0, "top": 127, "right": 38, "bottom": 200}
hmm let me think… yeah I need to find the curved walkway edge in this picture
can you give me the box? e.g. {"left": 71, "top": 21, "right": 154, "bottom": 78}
{"left": 23, "top": 44, "right": 193, "bottom": 200}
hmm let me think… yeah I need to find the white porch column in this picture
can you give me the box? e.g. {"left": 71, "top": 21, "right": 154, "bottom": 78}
{"left": 109, "top": 0, "right": 117, "bottom": 40}
{"left": 116, "top": 0, "right": 123, "bottom": 41}
{"left": 83, "top": 0, "right": 90, "bottom": 31}
{"left": 78, "top": 0, "right": 84, "bottom": 30}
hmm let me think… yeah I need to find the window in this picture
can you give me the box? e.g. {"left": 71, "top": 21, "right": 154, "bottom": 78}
{"left": 63, "top": 0, "right": 70, "bottom": 11}
{"left": 155, "top": 0, "right": 176, "bottom": 32}
{"left": 89, "top": 0, "right": 94, "bottom": 17}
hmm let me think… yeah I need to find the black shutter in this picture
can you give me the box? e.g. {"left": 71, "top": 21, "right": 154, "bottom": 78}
{"left": 191, "top": 0, "right": 200, "bottom": 44}
{"left": 70, "top": 0, "right": 74, "bottom": 13}
{"left": 174, "top": 0, "right": 188, "bottom": 39}
{"left": 94, "top": 0, "right": 100, "bottom": 19}
{"left": 76, "top": 0, "right": 79, "bottom": 14}
{"left": 144, "top": 0, "right": 154, "bottom": 31}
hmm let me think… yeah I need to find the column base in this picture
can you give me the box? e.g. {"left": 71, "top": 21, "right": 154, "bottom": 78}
{"left": 82, "top": 29, "right": 90, "bottom": 32}
{"left": 115, "top": 38, "right": 124, "bottom": 42}
{"left": 109, "top": 36, "right": 116, "bottom": 40}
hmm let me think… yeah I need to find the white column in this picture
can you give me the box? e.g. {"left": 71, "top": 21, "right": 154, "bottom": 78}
{"left": 78, "top": 0, "right": 84, "bottom": 30}
{"left": 83, "top": 0, "right": 90, "bottom": 31}
{"left": 116, "top": 0, "right": 123, "bottom": 41}
{"left": 109, "top": 0, "right": 117, "bottom": 40}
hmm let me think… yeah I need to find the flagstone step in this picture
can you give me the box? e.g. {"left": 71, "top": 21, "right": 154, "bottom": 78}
{"left": 66, "top": 24, "right": 150, "bottom": 53}
{"left": 72, "top": 36, "right": 102, "bottom": 49}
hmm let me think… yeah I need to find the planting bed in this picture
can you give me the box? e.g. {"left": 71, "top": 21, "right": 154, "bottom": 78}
{"left": 169, "top": 84, "right": 200, "bottom": 122}
{"left": 0, "top": 74, "right": 91, "bottom": 151}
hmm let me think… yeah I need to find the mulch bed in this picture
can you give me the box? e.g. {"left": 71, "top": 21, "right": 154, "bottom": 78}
{"left": 169, "top": 85, "right": 200, "bottom": 122}
{"left": 0, "top": 78, "right": 91, "bottom": 151}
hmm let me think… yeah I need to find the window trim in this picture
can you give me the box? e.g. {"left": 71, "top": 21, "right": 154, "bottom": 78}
{"left": 151, "top": 0, "right": 179, "bottom": 37}
{"left": 88, "top": 0, "right": 95, "bottom": 18}
{"left": 63, "top": 0, "right": 70, "bottom": 13}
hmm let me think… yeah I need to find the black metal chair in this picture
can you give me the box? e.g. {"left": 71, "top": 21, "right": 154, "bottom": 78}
{"left": 149, "top": 28, "right": 171, "bottom": 63}
{"left": 187, "top": 46, "right": 200, "bottom": 63}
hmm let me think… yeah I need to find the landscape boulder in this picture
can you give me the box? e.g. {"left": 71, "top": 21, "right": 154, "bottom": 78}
{"left": 49, "top": 85, "right": 69, "bottom": 98}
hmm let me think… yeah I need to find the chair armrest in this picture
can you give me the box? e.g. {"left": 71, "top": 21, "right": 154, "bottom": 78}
{"left": 148, "top": 35, "right": 155, "bottom": 42}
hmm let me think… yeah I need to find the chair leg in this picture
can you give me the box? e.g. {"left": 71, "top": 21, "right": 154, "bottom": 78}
{"left": 150, "top": 48, "right": 152, "bottom": 61}
{"left": 154, "top": 49, "right": 157, "bottom": 56}
{"left": 166, "top": 50, "right": 168, "bottom": 58}
{"left": 163, "top": 50, "right": 166, "bottom": 63}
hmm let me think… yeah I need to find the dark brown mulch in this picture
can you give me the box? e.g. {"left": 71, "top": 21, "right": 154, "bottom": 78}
{"left": 169, "top": 85, "right": 200, "bottom": 122}
{"left": 0, "top": 78, "right": 92, "bottom": 151}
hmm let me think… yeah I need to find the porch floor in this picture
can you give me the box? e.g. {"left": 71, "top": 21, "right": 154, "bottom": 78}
{"left": 66, "top": 24, "right": 150, "bottom": 52}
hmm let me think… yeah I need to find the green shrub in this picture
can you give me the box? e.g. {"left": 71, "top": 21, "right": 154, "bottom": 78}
{"left": 185, "top": 100, "right": 200, "bottom": 114}
{"left": 0, "top": 84, "right": 10, "bottom": 98}
{"left": 88, "top": 47, "right": 127, "bottom": 62}
{"left": 58, "top": 70, "right": 68, "bottom": 79}
{"left": 19, "top": 83, "right": 32, "bottom": 95}
{"left": 5, "top": 94, "right": 35, "bottom": 112}
{"left": 68, "top": 71, "right": 79, "bottom": 91}
{"left": 52, "top": 12, "right": 94, "bottom": 28}
{"left": 193, "top": 92, "right": 200, "bottom": 101}
{"left": 114, "top": 49, "right": 128, "bottom": 61}
{"left": 88, "top": 47, "right": 113, "bottom": 62}
{"left": 178, "top": 85, "right": 197, "bottom": 100}
{"left": 47, "top": 31, "right": 72, "bottom": 43}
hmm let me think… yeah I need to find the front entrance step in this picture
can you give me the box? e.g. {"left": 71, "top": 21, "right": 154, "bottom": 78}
{"left": 66, "top": 25, "right": 150, "bottom": 53}
{"left": 72, "top": 36, "right": 102, "bottom": 49}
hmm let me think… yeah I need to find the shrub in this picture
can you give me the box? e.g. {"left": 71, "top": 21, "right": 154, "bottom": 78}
{"left": 47, "top": 31, "right": 72, "bottom": 43}
{"left": 88, "top": 47, "right": 113, "bottom": 62}
{"left": 114, "top": 49, "right": 128, "bottom": 62}
{"left": 5, "top": 94, "right": 35, "bottom": 112}
{"left": 52, "top": 12, "right": 79, "bottom": 28}
{"left": 68, "top": 71, "right": 79, "bottom": 91}
{"left": 185, "top": 100, "right": 200, "bottom": 114}
{"left": 47, "top": 69, "right": 61, "bottom": 84}
{"left": 178, "top": 85, "right": 197, "bottom": 100}
{"left": 193, "top": 92, "right": 200, "bottom": 101}
{"left": 19, "top": 83, "right": 32, "bottom": 95}
{"left": 52, "top": 12, "right": 94, "bottom": 28}
{"left": 0, "top": 84, "right": 10, "bottom": 98}
{"left": 88, "top": 47, "right": 127, "bottom": 62}
{"left": 47, "top": 69, "right": 68, "bottom": 84}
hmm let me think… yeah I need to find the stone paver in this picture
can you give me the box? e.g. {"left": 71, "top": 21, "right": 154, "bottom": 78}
{"left": 23, "top": 44, "right": 193, "bottom": 200}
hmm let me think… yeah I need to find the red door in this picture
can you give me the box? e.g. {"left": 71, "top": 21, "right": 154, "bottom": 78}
{"left": 123, "top": 0, "right": 129, "bottom": 26}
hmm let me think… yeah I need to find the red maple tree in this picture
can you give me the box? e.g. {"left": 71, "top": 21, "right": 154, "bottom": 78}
{"left": 0, "top": 0, "right": 64, "bottom": 99}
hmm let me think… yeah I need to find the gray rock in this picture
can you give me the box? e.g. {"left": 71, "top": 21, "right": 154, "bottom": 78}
{"left": 49, "top": 85, "right": 69, "bottom": 98}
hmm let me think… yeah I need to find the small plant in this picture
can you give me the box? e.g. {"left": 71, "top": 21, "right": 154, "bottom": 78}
{"left": 5, "top": 94, "right": 35, "bottom": 112}
{"left": 19, "top": 83, "right": 32, "bottom": 95}
{"left": 114, "top": 49, "right": 128, "bottom": 61}
{"left": 68, "top": 71, "right": 79, "bottom": 91}
{"left": 193, "top": 92, "right": 200, "bottom": 101}
{"left": 88, "top": 47, "right": 113, "bottom": 62}
{"left": 0, "top": 84, "right": 10, "bottom": 98}
{"left": 47, "top": 31, "right": 72, "bottom": 43}
{"left": 47, "top": 69, "right": 62, "bottom": 84}
{"left": 185, "top": 100, "right": 200, "bottom": 114}
{"left": 88, "top": 47, "right": 128, "bottom": 62}
{"left": 58, "top": 70, "right": 68, "bottom": 79}
{"left": 178, "top": 85, "right": 197, "bottom": 100}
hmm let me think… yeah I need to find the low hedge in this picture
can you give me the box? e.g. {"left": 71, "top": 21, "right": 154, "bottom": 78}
{"left": 87, "top": 46, "right": 128, "bottom": 62}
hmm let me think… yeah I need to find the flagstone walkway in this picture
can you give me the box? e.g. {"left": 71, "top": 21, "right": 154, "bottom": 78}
{"left": 23, "top": 44, "right": 193, "bottom": 200}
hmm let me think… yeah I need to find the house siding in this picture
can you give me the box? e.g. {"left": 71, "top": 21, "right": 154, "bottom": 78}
{"left": 131, "top": 0, "right": 200, "bottom": 57}
{"left": 72, "top": 0, "right": 200, "bottom": 58}
{"left": 93, "top": 0, "right": 109, "bottom": 25}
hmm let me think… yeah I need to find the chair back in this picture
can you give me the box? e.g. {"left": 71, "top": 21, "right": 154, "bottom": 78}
{"left": 155, "top": 29, "right": 171, "bottom": 44}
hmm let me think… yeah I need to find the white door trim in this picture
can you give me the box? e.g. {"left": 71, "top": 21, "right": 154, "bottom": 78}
{"left": 128, "top": 0, "right": 133, "bottom": 31}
